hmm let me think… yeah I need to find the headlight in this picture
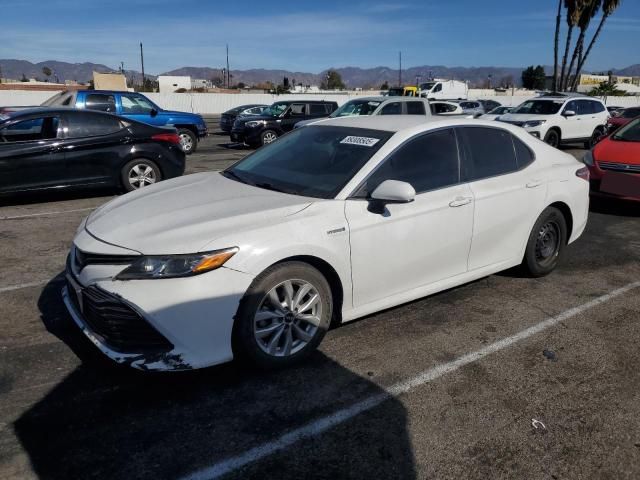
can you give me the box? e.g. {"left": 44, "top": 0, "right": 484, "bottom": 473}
{"left": 115, "top": 247, "right": 238, "bottom": 280}
{"left": 523, "top": 120, "right": 546, "bottom": 128}
{"left": 246, "top": 120, "right": 265, "bottom": 127}
{"left": 583, "top": 150, "right": 594, "bottom": 166}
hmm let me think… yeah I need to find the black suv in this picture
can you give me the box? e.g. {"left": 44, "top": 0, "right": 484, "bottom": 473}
{"left": 231, "top": 100, "right": 338, "bottom": 147}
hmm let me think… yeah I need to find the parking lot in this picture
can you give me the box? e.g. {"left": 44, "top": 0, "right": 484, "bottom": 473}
{"left": 1, "top": 130, "right": 639, "bottom": 479}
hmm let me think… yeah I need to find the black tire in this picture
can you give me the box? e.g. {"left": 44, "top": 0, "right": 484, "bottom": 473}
{"left": 233, "top": 261, "right": 333, "bottom": 369}
{"left": 585, "top": 127, "right": 604, "bottom": 149}
{"left": 543, "top": 129, "right": 560, "bottom": 148}
{"left": 522, "top": 207, "right": 568, "bottom": 277}
{"left": 260, "top": 129, "right": 278, "bottom": 146}
{"left": 178, "top": 128, "right": 197, "bottom": 154}
{"left": 121, "top": 158, "right": 162, "bottom": 192}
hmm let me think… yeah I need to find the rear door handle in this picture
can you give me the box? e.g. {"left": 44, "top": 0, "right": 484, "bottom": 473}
{"left": 449, "top": 196, "right": 472, "bottom": 207}
{"left": 526, "top": 180, "right": 543, "bottom": 188}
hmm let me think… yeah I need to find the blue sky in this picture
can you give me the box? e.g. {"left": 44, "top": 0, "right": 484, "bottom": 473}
{"left": 1, "top": 0, "right": 638, "bottom": 74}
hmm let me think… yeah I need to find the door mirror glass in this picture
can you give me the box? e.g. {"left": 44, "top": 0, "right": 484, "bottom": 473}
{"left": 563, "top": 110, "right": 576, "bottom": 117}
{"left": 370, "top": 180, "right": 415, "bottom": 204}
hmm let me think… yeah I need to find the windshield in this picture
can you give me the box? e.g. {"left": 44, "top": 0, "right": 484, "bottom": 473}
{"left": 387, "top": 88, "right": 404, "bottom": 97}
{"left": 262, "top": 103, "right": 289, "bottom": 117}
{"left": 512, "top": 100, "right": 563, "bottom": 115}
{"left": 331, "top": 100, "right": 381, "bottom": 117}
{"left": 489, "top": 106, "right": 510, "bottom": 114}
{"left": 419, "top": 82, "right": 436, "bottom": 91}
{"left": 612, "top": 118, "right": 640, "bottom": 142}
{"left": 621, "top": 108, "right": 640, "bottom": 119}
{"left": 223, "top": 126, "right": 393, "bottom": 199}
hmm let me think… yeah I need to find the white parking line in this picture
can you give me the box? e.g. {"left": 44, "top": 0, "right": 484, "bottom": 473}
{"left": 0, "top": 207, "right": 95, "bottom": 220}
{"left": 181, "top": 280, "right": 640, "bottom": 480}
{"left": 0, "top": 280, "right": 51, "bottom": 293}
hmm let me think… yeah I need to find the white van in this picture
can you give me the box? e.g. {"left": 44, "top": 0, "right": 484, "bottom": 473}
{"left": 419, "top": 80, "right": 468, "bottom": 100}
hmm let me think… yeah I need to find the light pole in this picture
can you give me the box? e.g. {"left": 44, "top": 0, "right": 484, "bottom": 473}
{"left": 140, "top": 42, "right": 146, "bottom": 91}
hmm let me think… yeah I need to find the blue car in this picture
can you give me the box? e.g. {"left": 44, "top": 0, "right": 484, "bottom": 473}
{"left": 41, "top": 90, "right": 208, "bottom": 154}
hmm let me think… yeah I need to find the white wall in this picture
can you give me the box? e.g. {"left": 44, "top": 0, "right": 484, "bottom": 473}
{"left": 158, "top": 76, "right": 192, "bottom": 94}
{"left": 1, "top": 89, "right": 639, "bottom": 114}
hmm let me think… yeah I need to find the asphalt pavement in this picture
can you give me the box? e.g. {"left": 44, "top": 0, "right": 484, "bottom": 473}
{"left": 1, "top": 131, "right": 639, "bottom": 480}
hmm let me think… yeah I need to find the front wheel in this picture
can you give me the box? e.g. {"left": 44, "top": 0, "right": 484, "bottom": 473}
{"left": 543, "top": 130, "right": 560, "bottom": 148}
{"left": 522, "top": 207, "right": 568, "bottom": 277}
{"left": 178, "top": 128, "right": 197, "bottom": 154}
{"left": 585, "top": 127, "right": 604, "bottom": 149}
{"left": 233, "top": 262, "right": 332, "bottom": 369}
{"left": 260, "top": 130, "right": 278, "bottom": 146}
{"left": 121, "top": 159, "right": 162, "bottom": 192}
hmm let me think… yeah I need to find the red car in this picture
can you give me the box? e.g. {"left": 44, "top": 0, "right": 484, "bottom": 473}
{"left": 606, "top": 106, "right": 640, "bottom": 134}
{"left": 586, "top": 118, "right": 640, "bottom": 202}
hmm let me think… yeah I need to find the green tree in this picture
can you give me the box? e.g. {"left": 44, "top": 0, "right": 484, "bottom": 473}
{"left": 322, "top": 70, "right": 345, "bottom": 90}
{"left": 42, "top": 66, "right": 52, "bottom": 82}
{"left": 559, "top": 0, "right": 582, "bottom": 91}
{"left": 21, "top": 73, "right": 28, "bottom": 82}
{"left": 522, "top": 65, "right": 546, "bottom": 90}
{"left": 570, "top": 0, "right": 622, "bottom": 91}
{"left": 588, "top": 80, "right": 624, "bottom": 97}
{"left": 380, "top": 80, "right": 390, "bottom": 90}
{"left": 552, "top": 0, "right": 563, "bottom": 91}
{"left": 564, "top": 0, "right": 601, "bottom": 91}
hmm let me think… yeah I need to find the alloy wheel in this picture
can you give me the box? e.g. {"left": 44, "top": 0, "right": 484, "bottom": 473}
{"left": 262, "top": 132, "right": 277, "bottom": 144}
{"left": 179, "top": 133, "right": 194, "bottom": 151}
{"left": 253, "top": 279, "right": 322, "bottom": 357}
{"left": 127, "top": 164, "right": 157, "bottom": 189}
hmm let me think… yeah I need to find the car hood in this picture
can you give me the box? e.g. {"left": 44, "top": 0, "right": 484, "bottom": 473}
{"left": 594, "top": 137, "right": 640, "bottom": 166}
{"left": 85, "top": 173, "right": 314, "bottom": 255}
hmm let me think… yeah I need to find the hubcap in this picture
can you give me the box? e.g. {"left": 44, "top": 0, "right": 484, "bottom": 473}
{"left": 254, "top": 279, "right": 322, "bottom": 357}
{"left": 180, "top": 133, "right": 193, "bottom": 151}
{"left": 535, "top": 221, "right": 560, "bottom": 262}
{"left": 128, "top": 164, "right": 156, "bottom": 189}
{"left": 263, "top": 132, "right": 277, "bottom": 144}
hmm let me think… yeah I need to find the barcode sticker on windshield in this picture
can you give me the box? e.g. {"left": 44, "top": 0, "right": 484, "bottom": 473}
{"left": 340, "top": 136, "right": 380, "bottom": 147}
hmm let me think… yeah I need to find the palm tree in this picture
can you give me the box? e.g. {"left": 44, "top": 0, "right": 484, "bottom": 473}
{"left": 559, "top": 0, "right": 582, "bottom": 91}
{"left": 564, "top": 0, "right": 601, "bottom": 91}
{"left": 570, "top": 0, "right": 622, "bottom": 91}
{"left": 552, "top": 0, "right": 563, "bottom": 91}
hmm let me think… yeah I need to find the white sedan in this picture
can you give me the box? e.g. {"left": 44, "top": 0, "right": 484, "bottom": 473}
{"left": 63, "top": 116, "right": 590, "bottom": 371}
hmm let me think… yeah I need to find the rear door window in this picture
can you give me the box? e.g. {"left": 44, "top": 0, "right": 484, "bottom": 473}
{"left": 0, "top": 117, "right": 59, "bottom": 142}
{"left": 590, "top": 101, "right": 605, "bottom": 113}
{"left": 459, "top": 127, "right": 518, "bottom": 181}
{"left": 406, "top": 102, "right": 426, "bottom": 115}
{"left": 64, "top": 114, "right": 124, "bottom": 138}
{"left": 380, "top": 102, "right": 402, "bottom": 115}
{"left": 309, "top": 104, "right": 328, "bottom": 116}
{"left": 85, "top": 94, "right": 116, "bottom": 113}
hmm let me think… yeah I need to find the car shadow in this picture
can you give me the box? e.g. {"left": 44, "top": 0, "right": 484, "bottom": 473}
{"left": 0, "top": 188, "right": 116, "bottom": 207}
{"left": 589, "top": 196, "right": 640, "bottom": 218}
{"left": 13, "top": 275, "right": 417, "bottom": 479}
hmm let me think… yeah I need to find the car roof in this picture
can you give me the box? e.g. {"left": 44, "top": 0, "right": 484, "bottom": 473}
{"left": 0, "top": 107, "right": 122, "bottom": 122}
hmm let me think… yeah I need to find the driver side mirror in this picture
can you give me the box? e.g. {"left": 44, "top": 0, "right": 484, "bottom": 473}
{"left": 370, "top": 180, "right": 416, "bottom": 204}
{"left": 563, "top": 110, "right": 576, "bottom": 117}
{"left": 150, "top": 108, "right": 158, "bottom": 117}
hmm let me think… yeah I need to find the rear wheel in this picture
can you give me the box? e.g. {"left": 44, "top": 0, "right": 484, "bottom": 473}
{"left": 585, "top": 127, "right": 604, "bottom": 149}
{"left": 522, "top": 207, "right": 568, "bottom": 277}
{"left": 233, "top": 262, "right": 332, "bottom": 369}
{"left": 543, "top": 129, "right": 560, "bottom": 148}
{"left": 121, "top": 159, "right": 161, "bottom": 192}
{"left": 178, "top": 128, "right": 197, "bottom": 154}
{"left": 260, "top": 130, "right": 278, "bottom": 146}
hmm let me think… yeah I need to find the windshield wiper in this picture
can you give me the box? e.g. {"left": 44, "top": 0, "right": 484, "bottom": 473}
{"left": 253, "top": 182, "right": 289, "bottom": 194}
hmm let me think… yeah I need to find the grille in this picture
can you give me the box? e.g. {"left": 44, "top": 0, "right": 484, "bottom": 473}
{"left": 74, "top": 247, "right": 139, "bottom": 272}
{"left": 78, "top": 285, "right": 173, "bottom": 353}
{"left": 598, "top": 161, "right": 640, "bottom": 174}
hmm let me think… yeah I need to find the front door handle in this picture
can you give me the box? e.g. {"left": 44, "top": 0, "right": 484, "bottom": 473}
{"left": 526, "top": 180, "right": 543, "bottom": 188}
{"left": 449, "top": 196, "right": 472, "bottom": 207}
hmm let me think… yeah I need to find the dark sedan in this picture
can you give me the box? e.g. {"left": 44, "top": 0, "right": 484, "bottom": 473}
{"left": 219, "top": 104, "right": 268, "bottom": 133}
{"left": 0, "top": 108, "right": 185, "bottom": 195}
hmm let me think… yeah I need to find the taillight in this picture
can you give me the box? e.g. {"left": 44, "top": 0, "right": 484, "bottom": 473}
{"left": 151, "top": 133, "right": 181, "bottom": 145}
{"left": 576, "top": 166, "right": 590, "bottom": 181}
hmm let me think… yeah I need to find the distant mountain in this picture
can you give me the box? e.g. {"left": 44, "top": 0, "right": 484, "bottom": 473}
{"left": 1, "top": 59, "right": 637, "bottom": 89}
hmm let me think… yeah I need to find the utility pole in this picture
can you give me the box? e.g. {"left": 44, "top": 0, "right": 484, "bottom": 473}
{"left": 398, "top": 51, "right": 402, "bottom": 87}
{"left": 226, "top": 44, "right": 230, "bottom": 88}
{"left": 140, "top": 42, "right": 145, "bottom": 91}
